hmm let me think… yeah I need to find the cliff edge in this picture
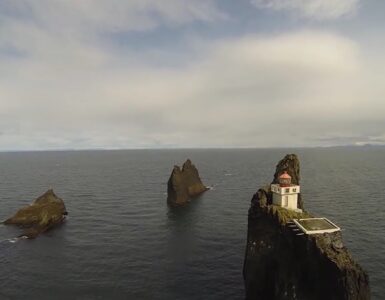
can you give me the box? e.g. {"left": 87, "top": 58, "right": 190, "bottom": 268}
{"left": 3, "top": 189, "right": 68, "bottom": 239}
{"left": 167, "top": 159, "right": 208, "bottom": 205}
{"left": 243, "top": 154, "right": 370, "bottom": 300}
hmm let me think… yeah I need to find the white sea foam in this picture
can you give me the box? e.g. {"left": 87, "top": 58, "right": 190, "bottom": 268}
{"left": 0, "top": 236, "right": 28, "bottom": 244}
{"left": 8, "top": 238, "right": 19, "bottom": 243}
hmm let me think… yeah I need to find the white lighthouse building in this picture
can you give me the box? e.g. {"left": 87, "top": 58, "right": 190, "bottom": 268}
{"left": 271, "top": 171, "right": 301, "bottom": 211}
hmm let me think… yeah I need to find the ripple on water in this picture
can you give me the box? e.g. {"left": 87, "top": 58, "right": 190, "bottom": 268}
{"left": 0, "top": 148, "right": 383, "bottom": 299}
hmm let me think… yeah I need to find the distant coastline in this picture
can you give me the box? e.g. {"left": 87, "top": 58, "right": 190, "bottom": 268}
{"left": 0, "top": 143, "right": 384, "bottom": 153}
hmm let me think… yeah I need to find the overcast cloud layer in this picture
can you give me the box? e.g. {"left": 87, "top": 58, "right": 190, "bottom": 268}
{"left": 251, "top": 0, "right": 359, "bottom": 20}
{"left": 0, "top": 0, "right": 384, "bottom": 150}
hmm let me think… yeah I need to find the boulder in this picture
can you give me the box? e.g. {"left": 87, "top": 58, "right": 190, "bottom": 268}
{"left": 167, "top": 159, "right": 208, "bottom": 205}
{"left": 3, "top": 189, "right": 68, "bottom": 239}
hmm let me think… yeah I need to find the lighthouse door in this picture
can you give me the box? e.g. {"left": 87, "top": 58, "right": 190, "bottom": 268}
{"left": 284, "top": 196, "right": 288, "bottom": 207}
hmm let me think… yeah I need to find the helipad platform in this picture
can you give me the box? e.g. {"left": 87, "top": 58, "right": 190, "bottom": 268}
{"left": 292, "top": 218, "right": 341, "bottom": 235}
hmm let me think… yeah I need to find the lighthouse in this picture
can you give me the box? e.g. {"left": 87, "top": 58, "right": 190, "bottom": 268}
{"left": 271, "top": 171, "right": 300, "bottom": 210}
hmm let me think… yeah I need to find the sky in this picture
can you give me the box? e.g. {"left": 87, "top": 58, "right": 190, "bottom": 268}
{"left": 1, "top": 0, "right": 385, "bottom": 150}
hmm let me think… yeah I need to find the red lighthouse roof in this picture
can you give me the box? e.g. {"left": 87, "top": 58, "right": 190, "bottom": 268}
{"left": 279, "top": 171, "right": 291, "bottom": 179}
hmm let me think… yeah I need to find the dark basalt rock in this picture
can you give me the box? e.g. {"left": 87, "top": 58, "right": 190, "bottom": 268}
{"left": 167, "top": 159, "right": 208, "bottom": 205}
{"left": 243, "top": 154, "right": 370, "bottom": 300}
{"left": 3, "top": 189, "right": 68, "bottom": 239}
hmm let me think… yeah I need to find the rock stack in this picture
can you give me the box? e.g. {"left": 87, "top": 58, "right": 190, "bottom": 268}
{"left": 3, "top": 189, "right": 68, "bottom": 239}
{"left": 243, "top": 154, "right": 370, "bottom": 300}
{"left": 167, "top": 159, "right": 208, "bottom": 205}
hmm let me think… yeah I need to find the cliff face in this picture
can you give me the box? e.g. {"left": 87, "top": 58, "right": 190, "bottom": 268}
{"left": 243, "top": 154, "right": 370, "bottom": 300}
{"left": 167, "top": 159, "right": 208, "bottom": 205}
{"left": 3, "top": 189, "right": 68, "bottom": 239}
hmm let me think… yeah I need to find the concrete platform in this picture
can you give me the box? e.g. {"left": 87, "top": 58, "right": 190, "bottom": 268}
{"left": 293, "top": 218, "right": 341, "bottom": 235}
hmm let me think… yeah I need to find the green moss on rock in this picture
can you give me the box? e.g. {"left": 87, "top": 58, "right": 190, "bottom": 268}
{"left": 244, "top": 154, "right": 370, "bottom": 299}
{"left": 268, "top": 205, "right": 311, "bottom": 226}
{"left": 3, "top": 189, "right": 67, "bottom": 238}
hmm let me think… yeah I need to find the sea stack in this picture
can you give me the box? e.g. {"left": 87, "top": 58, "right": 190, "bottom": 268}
{"left": 3, "top": 189, "right": 68, "bottom": 239}
{"left": 243, "top": 154, "right": 370, "bottom": 300}
{"left": 167, "top": 159, "right": 208, "bottom": 205}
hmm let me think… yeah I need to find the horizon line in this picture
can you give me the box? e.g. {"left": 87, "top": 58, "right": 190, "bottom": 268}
{"left": 0, "top": 144, "right": 381, "bottom": 153}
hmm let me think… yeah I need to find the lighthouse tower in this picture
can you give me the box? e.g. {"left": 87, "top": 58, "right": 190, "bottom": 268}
{"left": 271, "top": 171, "right": 300, "bottom": 210}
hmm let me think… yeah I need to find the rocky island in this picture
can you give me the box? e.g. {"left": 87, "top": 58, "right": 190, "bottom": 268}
{"left": 2, "top": 189, "right": 68, "bottom": 239}
{"left": 243, "top": 154, "right": 370, "bottom": 300}
{"left": 167, "top": 159, "right": 208, "bottom": 205}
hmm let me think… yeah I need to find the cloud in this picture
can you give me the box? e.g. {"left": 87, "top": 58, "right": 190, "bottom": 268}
{"left": 0, "top": 2, "right": 383, "bottom": 150}
{"left": 2, "top": 23, "right": 381, "bottom": 149}
{"left": 251, "top": 0, "right": 359, "bottom": 20}
{"left": 0, "top": 0, "right": 225, "bottom": 33}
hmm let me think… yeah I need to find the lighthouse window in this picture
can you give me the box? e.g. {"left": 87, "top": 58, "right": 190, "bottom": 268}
{"left": 293, "top": 188, "right": 297, "bottom": 192}
{"left": 285, "top": 188, "right": 290, "bottom": 193}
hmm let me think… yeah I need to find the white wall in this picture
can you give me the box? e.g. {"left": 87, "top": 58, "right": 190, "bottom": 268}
{"left": 272, "top": 192, "right": 298, "bottom": 210}
{"left": 287, "top": 194, "right": 298, "bottom": 209}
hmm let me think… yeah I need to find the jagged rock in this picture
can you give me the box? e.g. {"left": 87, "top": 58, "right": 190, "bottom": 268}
{"left": 167, "top": 159, "right": 208, "bottom": 205}
{"left": 243, "top": 154, "right": 370, "bottom": 300}
{"left": 2, "top": 189, "right": 68, "bottom": 239}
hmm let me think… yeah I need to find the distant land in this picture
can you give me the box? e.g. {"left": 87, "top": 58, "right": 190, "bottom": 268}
{"left": 0, "top": 143, "right": 384, "bottom": 153}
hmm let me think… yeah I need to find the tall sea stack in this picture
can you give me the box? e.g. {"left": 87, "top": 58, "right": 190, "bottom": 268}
{"left": 167, "top": 159, "right": 208, "bottom": 205}
{"left": 243, "top": 154, "right": 370, "bottom": 300}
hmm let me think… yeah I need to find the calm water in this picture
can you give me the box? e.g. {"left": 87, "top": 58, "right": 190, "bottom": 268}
{"left": 0, "top": 148, "right": 383, "bottom": 299}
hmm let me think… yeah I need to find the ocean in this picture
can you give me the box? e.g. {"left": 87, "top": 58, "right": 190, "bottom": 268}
{"left": 0, "top": 148, "right": 383, "bottom": 299}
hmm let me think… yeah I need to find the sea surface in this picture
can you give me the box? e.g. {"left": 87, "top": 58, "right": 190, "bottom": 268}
{"left": 0, "top": 148, "right": 383, "bottom": 300}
